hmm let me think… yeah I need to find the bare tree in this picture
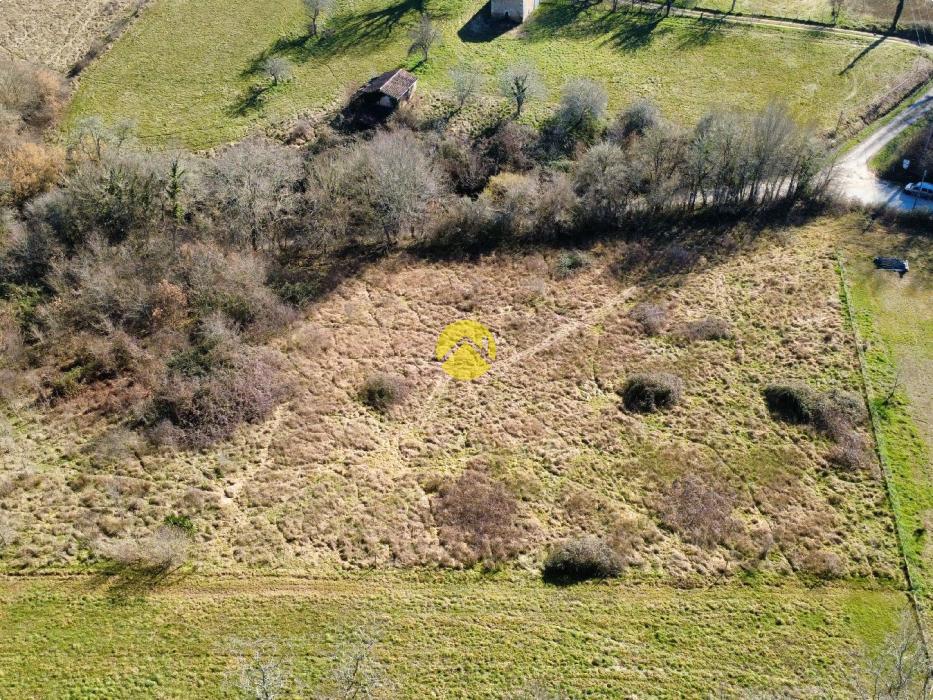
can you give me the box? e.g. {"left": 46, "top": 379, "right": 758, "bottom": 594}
{"left": 408, "top": 13, "right": 441, "bottom": 63}
{"left": 499, "top": 62, "right": 544, "bottom": 118}
{"left": 556, "top": 78, "right": 607, "bottom": 132}
{"left": 610, "top": 99, "right": 660, "bottom": 140}
{"left": 349, "top": 129, "right": 438, "bottom": 248}
{"left": 69, "top": 116, "right": 136, "bottom": 163}
{"left": 850, "top": 611, "right": 932, "bottom": 699}
{"left": 304, "top": 0, "right": 335, "bottom": 36}
{"left": 829, "top": 0, "right": 845, "bottom": 23}
{"left": 573, "top": 141, "right": 632, "bottom": 225}
{"left": 261, "top": 57, "right": 293, "bottom": 87}
{"left": 317, "top": 625, "right": 395, "bottom": 700}
{"left": 449, "top": 65, "right": 484, "bottom": 111}
{"left": 229, "top": 638, "right": 298, "bottom": 700}
{"left": 205, "top": 139, "right": 302, "bottom": 251}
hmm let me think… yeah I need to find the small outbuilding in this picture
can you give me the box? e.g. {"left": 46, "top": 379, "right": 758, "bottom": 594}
{"left": 360, "top": 69, "right": 418, "bottom": 109}
{"left": 490, "top": 0, "right": 540, "bottom": 22}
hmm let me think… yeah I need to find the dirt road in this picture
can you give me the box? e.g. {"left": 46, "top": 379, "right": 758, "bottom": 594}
{"left": 835, "top": 87, "right": 933, "bottom": 211}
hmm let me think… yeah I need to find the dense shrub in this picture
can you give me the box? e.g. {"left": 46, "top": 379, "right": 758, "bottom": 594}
{"left": 0, "top": 141, "right": 64, "bottom": 205}
{"left": 823, "top": 389, "right": 866, "bottom": 426}
{"left": 433, "top": 470, "right": 526, "bottom": 565}
{"left": 657, "top": 474, "right": 739, "bottom": 547}
{"left": 437, "top": 138, "right": 494, "bottom": 196}
{"left": 163, "top": 514, "right": 195, "bottom": 535}
{"left": 149, "top": 346, "right": 290, "bottom": 448}
{"left": 95, "top": 524, "right": 190, "bottom": 573}
{"left": 677, "top": 316, "right": 733, "bottom": 342}
{"left": 553, "top": 250, "right": 592, "bottom": 279}
{"left": 0, "top": 58, "right": 65, "bottom": 131}
{"left": 610, "top": 99, "right": 660, "bottom": 141}
{"left": 358, "top": 373, "right": 407, "bottom": 413}
{"left": 483, "top": 121, "right": 536, "bottom": 172}
{"left": 620, "top": 372, "right": 683, "bottom": 413}
{"left": 764, "top": 383, "right": 866, "bottom": 433}
{"left": 52, "top": 159, "right": 162, "bottom": 246}
{"left": 826, "top": 431, "right": 869, "bottom": 471}
{"left": 542, "top": 536, "right": 623, "bottom": 583}
{"left": 799, "top": 548, "right": 844, "bottom": 579}
{"left": 629, "top": 302, "right": 667, "bottom": 336}
{"left": 763, "top": 382, "right": 825, "bottom": 425}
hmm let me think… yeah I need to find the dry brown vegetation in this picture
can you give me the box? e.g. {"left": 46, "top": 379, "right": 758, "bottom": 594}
{"left": 0, "top": 217, "right": 902, "bottom": 581}
{"left": 0, "top": 0, "right": 139, "bottom": 72}
{"left": 0, "top": 57, "right": 66, "bottom": 207}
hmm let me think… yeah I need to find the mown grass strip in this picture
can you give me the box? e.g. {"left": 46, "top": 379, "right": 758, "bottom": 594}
{"left": 836, "top": 253, "right": 933, "bottom": 659}
{"left": 0, "top": 575, "right": 910, "bottom": 698}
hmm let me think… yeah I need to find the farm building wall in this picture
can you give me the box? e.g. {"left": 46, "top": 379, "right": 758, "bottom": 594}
{"left": 491, "top": 0, "right": 539, "bottom": 21}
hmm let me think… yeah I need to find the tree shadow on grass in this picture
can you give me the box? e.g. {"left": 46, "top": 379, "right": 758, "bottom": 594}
{"left": 245, "top": 0, "right": 437, "bottom": 73}
{"left": 458, "top": 2, "right": 517, "bottom": 42}
{"left": 523, "top": 3, "right": 672, "bottom": 52}
{"left": 229, "top": 0, "right": 437, "bottom": 117}
{"left": 81, "top": 564, "right": 190, "bottom": 604}
{"left": 839, "top": 34, "right": 889, "bottom": 75}
{"left": 675, "top": 13, "right": 729, "bottom": 49}
{"left": 227, "top": 83, "right": 271, "bottom": 118}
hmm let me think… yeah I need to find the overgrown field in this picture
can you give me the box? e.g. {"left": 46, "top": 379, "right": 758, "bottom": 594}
{"left": 2, "top": 214, "right": 931, "bottom": 695}
{"left": 65, "top": 0, "right": 927, "bottom": 148}
{"left": 0, "top": 217, "right": 908, "bottom": 580}
{"left": 0, "top": 574, "right": 910, "bottom": 697}
{"left": 0, "top": 0, "right": 137, "bottom": 72}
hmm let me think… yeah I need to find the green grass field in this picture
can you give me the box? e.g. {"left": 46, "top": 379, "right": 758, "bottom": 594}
{"left": 0, "top": 574, "right": 909, "bottom": 698}
{"left": 66, "top": 0, "right": 924, "bottom": 148}
{"left": 844, "top": 229, "right": 933, "bottom": 612}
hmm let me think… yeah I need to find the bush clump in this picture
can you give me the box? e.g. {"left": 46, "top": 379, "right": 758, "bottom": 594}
{"left": 433, "top": 469, "right": 526, "bottom": 565}
{"left": 358, "top": 373, "right": 407, "bottom": 413}
{"left": 799, "top": 548, "right": 844, "bottom": 579}
{"left": 95, "top": 524, "right": 190, "bottom": 573}
{"left": 762, "top": 382, "right": 825, "bottom": 425}
{"left": 542, "top": 536, "right": 623, "bottom": 583}
{"left": 678, "top": 316, "right": 733, "bottom": 342}
{"left": 629, "top": 302, "right": 667, "bottom": 336}
{"left": 657, "top": 474, "right": 739, "bottom": 547}
{"left": 553, "top": 250, "right": 591, "bottom": 279}
{"left": 620, "top": 372, "right": 683, "bottom": 413}
{"left": 763, "top": 383, "right": 866, "bottom": 431}
{"left": 149, "top": 345, "right": 290, "bottom": 448}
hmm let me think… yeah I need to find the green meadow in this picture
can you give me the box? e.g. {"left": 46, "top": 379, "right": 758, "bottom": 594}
{"left": 0, "top": 574, "right": 909, "bottom": 698}
{"left": 66, "top": 0, "right": 924, "bottom": 148}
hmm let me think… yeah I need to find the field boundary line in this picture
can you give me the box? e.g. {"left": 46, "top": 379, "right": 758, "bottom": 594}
{"left": 836, "top": 251, "right": 932, "bottom": 666}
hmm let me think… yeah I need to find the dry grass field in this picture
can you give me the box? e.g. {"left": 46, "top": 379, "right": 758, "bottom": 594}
{"left": 0, "top": 217, "right": 905, "bottom": 580}
{"left": 1, "top": 215, "right": 931, "bottom": 696}
{"left": 0, "top": 0, "right": 137, "bottom": 71}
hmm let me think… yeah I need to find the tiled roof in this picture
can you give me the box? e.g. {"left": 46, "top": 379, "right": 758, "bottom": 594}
{"left": 363, "top": 69, "right": 418, "bottom": 100}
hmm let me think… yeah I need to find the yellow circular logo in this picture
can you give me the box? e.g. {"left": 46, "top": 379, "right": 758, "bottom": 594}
{"left": 435, "top": 320, "right": 496, "bottom": 381}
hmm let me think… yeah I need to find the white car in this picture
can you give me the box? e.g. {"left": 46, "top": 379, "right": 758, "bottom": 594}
{"left": 905, "top": 181, "right": 933, "bottom": 199}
